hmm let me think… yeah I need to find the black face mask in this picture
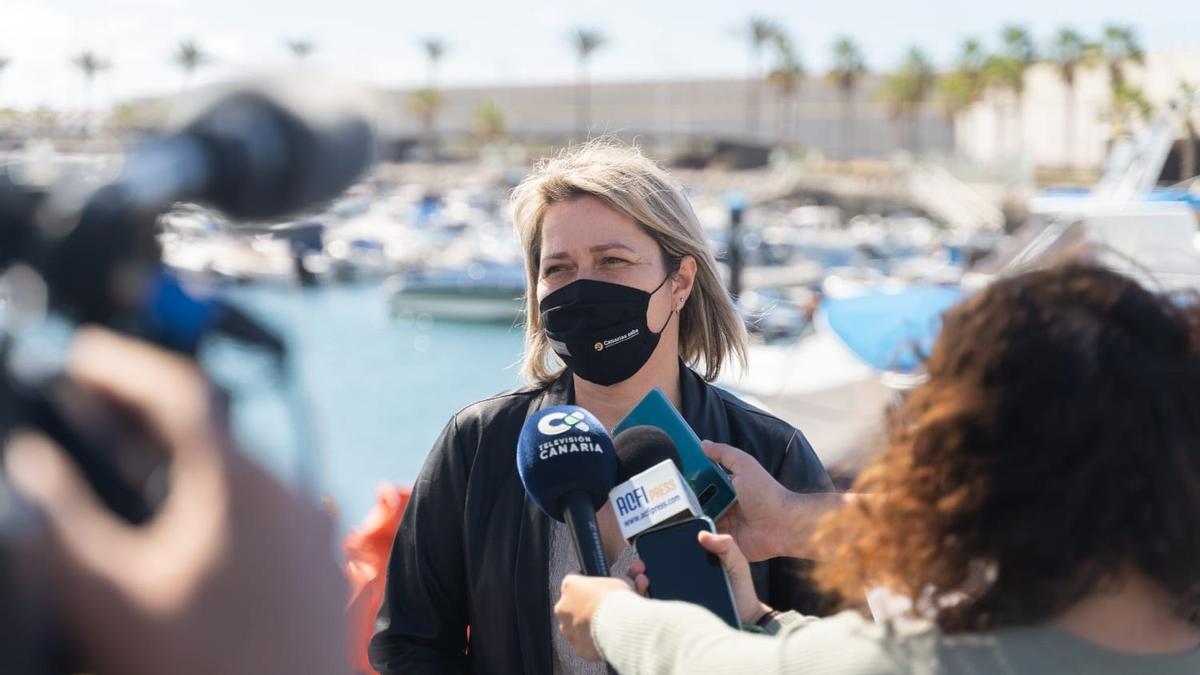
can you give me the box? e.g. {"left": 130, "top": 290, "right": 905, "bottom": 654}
{"left": 539, "top": 276, "right": 673, "bottom": 386}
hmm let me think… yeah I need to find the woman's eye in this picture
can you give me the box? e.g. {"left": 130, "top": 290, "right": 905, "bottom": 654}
{"left": 543, "top": 265, "right": 566, "bottom": 276}
{"left": 601, "top": 257, "right": 628, "bottom": 266}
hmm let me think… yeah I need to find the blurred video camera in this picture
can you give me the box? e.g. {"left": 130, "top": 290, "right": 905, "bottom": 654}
{"left": 0, "top": 82, "right": 375, "bottom": 673}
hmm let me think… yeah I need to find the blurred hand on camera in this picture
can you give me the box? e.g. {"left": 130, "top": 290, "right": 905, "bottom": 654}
{"left": 4, "top": 328, "right": 349, "bottom": 675}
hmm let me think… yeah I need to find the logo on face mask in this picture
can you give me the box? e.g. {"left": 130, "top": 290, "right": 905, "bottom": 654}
{"left": 536, "top": 410, "right": 591, "bottom": 435}
{"left": 600, "top": 328, "right": 640, "bottom": 350}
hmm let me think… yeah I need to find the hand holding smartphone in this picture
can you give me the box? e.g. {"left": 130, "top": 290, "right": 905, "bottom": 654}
{"left": 632, "top": 516, "right": 741, "bottom": 628}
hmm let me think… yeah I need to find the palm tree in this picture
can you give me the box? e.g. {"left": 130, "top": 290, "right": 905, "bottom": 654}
{"left": 410, "top": 88, "right": 443, "bottom": 160}
{"left": 1099, "top": 24, "right": 1143, "bottom": 89}
{"left": 983, "top": 54, "right": 1017, "bottom": 159}
{"left": 936, "top": 39, "right": 988, "bottom": 147}
{"left": 982, "top": 26, "right": 1036, "bottom": 163}
{"left": 766, "top": 32, "right": 803, "bottom": 144}
{"left": 416, "top": 38, "right": 447, "bottom": 157}
{"left": 569, "top": 27, "right": 606, "bottom": 143}
{"left": 1048, "top": 29, "right": 1088, "bottom": 168}
{"left": 937, "top": 70, "right": 976, "bottom": 122}
{"left": 286, "top": 39, "right": 315, "bottom": 61}
{"left": 956, "top": 38, "right": 988, "bottom": 103}
{"left": 741, "top": 17, "right": 781, "bottom": 136}
{"left": 1110, "top": 81, "right": 1151, "bottom": 138}
{"left": 998, "top": 25, "right": 1036, "bottom": 157}
{"left": 420, "top": 37, "right": 446, "bottom": 89}
{"left": 73, "top": 50, "right": 109, "bottom": 93}
{"left": 473, "top": 100, "right": 506, "bottom": 143}
{"left": 1099, "top": 24, "right": 1145, "bottom": 138}
{"left": 827, "top": 37, "right": 866, "bottom": 159}
{"left": 957, "top": 39, "right": 988, "bottom": 83}
{"left": 72, "top": 50, "right": 110, "bottom": 132}
{"left": 880, "top": 47, "right": 935, "bottom": 153}
{"left": 174, "top": 40, "right": 211, "bottom": 91}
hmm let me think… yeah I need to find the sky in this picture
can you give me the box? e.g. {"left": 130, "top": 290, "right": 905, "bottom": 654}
{"left": 0, "top": 0, "right": 1196, "bottom": 111}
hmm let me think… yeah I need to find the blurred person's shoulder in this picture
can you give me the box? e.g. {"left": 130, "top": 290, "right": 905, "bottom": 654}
{"left": 935, "top": 621, "right": 1200, "bottom": 675}
{"left": 785, "top": 603, "right": 1200, "bottom": 674}
{"left": 814, "top": 613, "right": 1200, "bottom": 675}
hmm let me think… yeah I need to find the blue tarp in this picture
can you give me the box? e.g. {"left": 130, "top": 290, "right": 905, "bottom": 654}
{"left": 1038, "top": 187, "right": 1200, "bottom": 210}
{"left": 1144, "top": 189, "right": 1200, "bottom": 209}
{"left": 823, "top": 285, "right": 965, "bottom": 373}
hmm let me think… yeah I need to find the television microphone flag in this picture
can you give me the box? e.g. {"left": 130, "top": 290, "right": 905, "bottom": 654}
{"left": 608, "top": 459, "right": 702, "bottom": 541}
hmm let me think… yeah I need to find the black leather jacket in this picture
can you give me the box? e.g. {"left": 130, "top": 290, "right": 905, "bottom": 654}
{"left": 369, "top": 367, "right": 833, "bottom": 674}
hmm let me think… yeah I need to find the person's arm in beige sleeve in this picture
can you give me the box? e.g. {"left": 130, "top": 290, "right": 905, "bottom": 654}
{"left": 593, "top": 591, "right": 803, "bottom": 675}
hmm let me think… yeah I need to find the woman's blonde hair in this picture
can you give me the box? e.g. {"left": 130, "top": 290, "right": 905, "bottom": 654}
{"left": 510, "top": 139, "right": 747, "bottom": 386}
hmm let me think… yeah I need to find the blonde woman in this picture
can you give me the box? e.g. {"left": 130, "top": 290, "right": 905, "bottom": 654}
{"left": 369, "top": 141, "right": 832, "bottom": 675}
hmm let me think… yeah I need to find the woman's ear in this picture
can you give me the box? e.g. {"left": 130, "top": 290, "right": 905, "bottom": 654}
{"left": 673, "top": 256, "right": 697, "bottom": 309}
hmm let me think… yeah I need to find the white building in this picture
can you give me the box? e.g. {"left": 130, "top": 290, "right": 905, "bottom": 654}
{"left": 376, "top": 75, "right": 955, "bottom": 160}
{"left": 954, "top": 49, "right": 1200, "bottom": 171}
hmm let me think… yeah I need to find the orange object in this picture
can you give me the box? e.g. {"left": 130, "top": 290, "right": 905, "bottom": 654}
{"left": 343, "top": 483, "right": 411, "bottom": 675}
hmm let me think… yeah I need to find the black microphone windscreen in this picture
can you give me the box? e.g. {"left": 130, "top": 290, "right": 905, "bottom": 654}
{"left": 181, "top": 88, "right": 374, "bottom": 220}
{"left": 614, "top": 425, "right": 683, "bottom": 482}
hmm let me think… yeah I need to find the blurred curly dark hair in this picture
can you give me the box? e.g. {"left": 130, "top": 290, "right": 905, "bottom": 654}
{"left": 813, "top": 264, "right": 1200, "bottom": 632}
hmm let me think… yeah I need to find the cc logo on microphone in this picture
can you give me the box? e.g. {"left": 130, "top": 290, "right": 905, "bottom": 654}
{"left": 593, "top": 342, "right": 604, "bottom": 352}
{"left": 537, "top": 411, "right": 591, "bottom": 435}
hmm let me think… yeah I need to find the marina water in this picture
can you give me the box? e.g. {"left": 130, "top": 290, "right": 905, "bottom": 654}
{"left": 216, "top": 282, "right": 526, "bottom": 531}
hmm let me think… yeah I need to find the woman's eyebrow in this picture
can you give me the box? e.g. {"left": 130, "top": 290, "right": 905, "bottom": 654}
{"left": 542, "top": 242, "right": 636, "bottom": 261}
{"left": 589, "top": 243, "right": 636, "bottom": 254}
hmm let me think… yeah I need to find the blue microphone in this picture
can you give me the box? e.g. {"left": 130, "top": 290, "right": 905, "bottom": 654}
{"left": 517, "top": 405, "right": 618, "bottom": 576}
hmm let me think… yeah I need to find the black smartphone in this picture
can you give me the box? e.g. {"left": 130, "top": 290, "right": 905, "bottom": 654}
{"left": 633, "top": 517, "right": 741, "bottom": 628}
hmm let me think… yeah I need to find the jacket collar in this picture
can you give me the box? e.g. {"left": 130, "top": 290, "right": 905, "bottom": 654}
{"left": 678, "top": 362, "right": 731, "bottom": 444}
